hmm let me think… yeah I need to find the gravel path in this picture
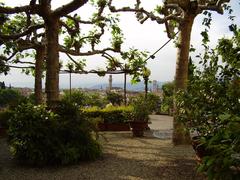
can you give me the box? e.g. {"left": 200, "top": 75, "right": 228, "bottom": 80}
{"left": 0, "top": 115, "right": 205, "bottom": 180}
{"left": 0, "top": 131, "right": 204, "bottom": 180}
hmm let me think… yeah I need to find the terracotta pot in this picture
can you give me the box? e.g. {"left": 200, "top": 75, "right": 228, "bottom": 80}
{"left": 191, "top": 136, "right": 211, "bottom": 160}
{"left": 129, "top": 121, "right": 148, "bottom": 137}
{"left": 97, "top": 123, "right": 106, "bottom": 131}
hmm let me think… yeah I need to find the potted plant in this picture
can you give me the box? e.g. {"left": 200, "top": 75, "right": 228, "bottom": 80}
{"left": 175, "top": 28, "right": 240, "bottom": 179}
{"left": 129, "top": 95, "right": 150, "bottom": 137}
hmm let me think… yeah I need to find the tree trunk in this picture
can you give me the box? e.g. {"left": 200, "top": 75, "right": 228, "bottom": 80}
{"left": 144, "top": 77, "right": 148, "bottom": 99}
{"left": 124, "top": 72, "right": 127, "bottom": 105}
{"left": 45, "top": 17, "right": 60, "bottom": 108}
{"left": 173, "top": 14, "right": 195, "bottom": 145}
{"left": 34, "top": 46, "right": 45, "bottom": 105}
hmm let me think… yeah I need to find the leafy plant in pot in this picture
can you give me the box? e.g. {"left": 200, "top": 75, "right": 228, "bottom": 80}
{"left": 129, "top": 95, "right": 150, "bottom": 137}
{"left": 176, "top": 26, "right": 240, "bottom": 179}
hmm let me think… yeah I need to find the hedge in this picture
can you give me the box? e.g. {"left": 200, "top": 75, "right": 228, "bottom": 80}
{"left": 82, "top": 105, "right": 133, "bottom": 124}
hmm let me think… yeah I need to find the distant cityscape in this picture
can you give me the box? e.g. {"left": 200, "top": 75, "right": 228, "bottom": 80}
{"left": 1, "top": 78, "right": 166, "bottom": 98}
{"left": 1, "top": 79, "right": 166, "bottom": 92}
{"left": 88, "top": 81, "right": 164, "bottom": 92}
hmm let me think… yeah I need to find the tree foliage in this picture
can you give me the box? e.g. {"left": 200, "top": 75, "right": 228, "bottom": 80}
{"left": 108, "top": 0, "right": 231, "bottom": 144}
{"left": 0, "top": 0, "right": 126, "bottom": 107}
{"left": 161, "top": 81, "right": 174, "bottom": 114}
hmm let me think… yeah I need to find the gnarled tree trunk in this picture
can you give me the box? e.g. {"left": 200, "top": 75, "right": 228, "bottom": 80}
{"left": 173, "top": 13, "right": 195, "bottom": 145}
{"left": 45, "top": 17, "right": 60, "bottom": 108}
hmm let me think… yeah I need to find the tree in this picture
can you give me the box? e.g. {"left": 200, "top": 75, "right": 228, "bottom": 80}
{"left": 0, "top": 81, "right": 5, "bottom": 89}
{"left": 108, "top": 0, "right": 230, "bottom": 144}
{"left": 0, "top": 13, "right": 46, "bottom": 104}
{"left": 0, "top": 1, "right": 84, "bottom": 107}
{"left": 0, "top": 0, "right": 122, "bottom": 108}
{"left": 0, "top": 45, "right": 45, "bottom": 105}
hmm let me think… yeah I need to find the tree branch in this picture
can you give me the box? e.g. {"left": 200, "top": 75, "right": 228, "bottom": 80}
{"left": 16, "top": 39, "right": 38, "bottom": 51}
{"left": 0, "top": 4, "right": 39, "bottom": 14}
{"left": 6, "top": 65, "right": 35, "bottom": 69}
{"left": 61, "top": 69, "right": 130, "bottom": 75}
{"left": 60, "top": 20, "right": 79, "bottom": 36}
{"left": 59, "top": 46, "right": 120, "bottom": 56}
{"left": 198, "top": 0, "right": 230, "bottom": 14}
{"left": 53, "top": 0, "right": 88, "bottom": 17}
{"left": 0, "top": 24, "right": 44, "bottom": 42}
{"left": 12, "top": 60, "right": 35, "bottom": 65}
{"left": 108, "top": 0, "right": 183, "bottom": 24}
{"left": 65, "top": 53, "right": 82, "bottom": 67}
{"left": 64, "top": 15, "right": 93, "bottom": 24}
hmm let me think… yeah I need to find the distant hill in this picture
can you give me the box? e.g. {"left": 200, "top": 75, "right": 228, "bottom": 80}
{"left": 89, "top": 81, "right": 164, "bottom": 91}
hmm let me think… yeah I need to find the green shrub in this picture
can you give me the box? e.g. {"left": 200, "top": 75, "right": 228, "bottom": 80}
{"left": 146, "top": 93, "right": 161, "bottom": 113}
{"left": 8, "top": 101, "right": 102, "bottom": 166}
{"left": 0, "top": 89, "right": 24, "bottom": 108}
{"left": 82, "top": 106, "right": 102, "bottom": 118}
{"left": 83, "top": 106, "right": 133, "bottom": 123}
{"left": 0, "top": 109, "right": 13, "bottom": 128}
{"left": 86, "top": 92, "right": 108, "bottom": 108}
{"left": 198, "top": 114, "right": 240, "bottom": 180}
{"left": 62, "top": 90, "right": 108, "bottom": 108}
{"left": 61, "top": 90, "right": 88, "bottom": 107}
{"left": 106, "top": 91, "right": 123, "bottom": 106}
{"left": 102, "top": 106, "right": 133, "bottom": 123}
{"left": 130, "top": 95, "right": 149, "bottom": 122}
{"left": 161, "top": 82, "right": 174, "bottom": 114}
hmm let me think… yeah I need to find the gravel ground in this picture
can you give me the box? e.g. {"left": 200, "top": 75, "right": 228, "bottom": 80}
{"left": 0, "top": 131, "right": 205, "bottom": 180}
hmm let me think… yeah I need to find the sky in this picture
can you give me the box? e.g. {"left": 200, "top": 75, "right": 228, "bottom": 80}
{"left": 0, "top": 0, "right": 239, "bottom": 88}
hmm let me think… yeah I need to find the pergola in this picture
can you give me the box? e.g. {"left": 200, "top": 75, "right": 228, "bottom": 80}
{"left": 60, "top": 68, "right": 132, "bottom": 105}
{"left": 59, "top": 31, "right": 178, "bottom": 105}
